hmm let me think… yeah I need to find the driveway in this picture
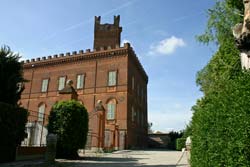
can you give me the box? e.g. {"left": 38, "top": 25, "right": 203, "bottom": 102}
{"left": 1, "top": 150, "right": 189, "bottom": 167}
{"left": 58, "top": 149, "right": 189, "bottom": 167}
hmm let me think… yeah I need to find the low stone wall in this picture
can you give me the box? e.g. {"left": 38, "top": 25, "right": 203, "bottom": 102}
{"left": 16, "top": 146, "right": 46, "bottom": 160}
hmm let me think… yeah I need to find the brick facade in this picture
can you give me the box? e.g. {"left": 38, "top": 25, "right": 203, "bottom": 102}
{"left": 20, "top": 15, "right": 148, "bottom": 150}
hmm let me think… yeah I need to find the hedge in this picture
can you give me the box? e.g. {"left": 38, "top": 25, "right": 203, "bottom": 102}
{"left": 176, "top": 138, "right": 186, "bottom": 151}
{"left": 191, "top": 72, "right": 250, "bottom": 166}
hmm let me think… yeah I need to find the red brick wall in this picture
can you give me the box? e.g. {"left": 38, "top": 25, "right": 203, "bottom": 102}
{"left": 20, "top": 45, "right": 147, "bottom": 149}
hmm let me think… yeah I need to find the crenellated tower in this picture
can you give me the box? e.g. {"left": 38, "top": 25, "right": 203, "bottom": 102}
{"left": 94, "top": 15, "right": 122, "bottom": 50}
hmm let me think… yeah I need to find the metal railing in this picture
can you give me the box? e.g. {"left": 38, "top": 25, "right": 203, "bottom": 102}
{"left": 21, "top": 110, "right": 49, "bottom": 147}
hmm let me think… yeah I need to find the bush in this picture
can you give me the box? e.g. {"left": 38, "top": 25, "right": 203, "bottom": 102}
{"left": 168, "top": 131, "right": 183, "bottom": 150}
{"left": 0, "top": 102, "right": 28, "bottom": 162}
{"left": 176, "top": 138, "right": 186, "bottom": 151}
{"left": 191, "top": 72, "right": 250, "bottom": 166}
{"left": 48, "top": 100, "right": 88, "bottom": 158}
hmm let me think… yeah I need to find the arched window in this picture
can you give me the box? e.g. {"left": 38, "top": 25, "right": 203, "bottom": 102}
{"left": 38, "top": 104, "right": 45, "bottom": 122}
{"left": 107, "top": 99, "right": 116, "bottom": 120}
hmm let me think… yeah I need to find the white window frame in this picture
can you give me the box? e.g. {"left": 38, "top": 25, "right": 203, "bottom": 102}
{"left": 77, "top": 74, "right": 85, "bottom": 89}
{"left": 107, "top": 103, "right": 116, "bottom": 120}
{"left": 58, "top": 76, "right": 66, "bottom": 90}
{"left": 108, "top": 71, "right": 117, "bottom": 86}
{"left": 38, "top": 104, "right": 45, "bottom": 122}
{"left": 41, "top": 79, "right": 49, "bottom": 92}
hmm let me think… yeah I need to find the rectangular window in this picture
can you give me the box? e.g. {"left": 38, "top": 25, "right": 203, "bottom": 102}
{"left": 108, "top": 71, "right": 117, "bottom": 86}
{"left": 77, "top": 74, "right": 84, "bottom": 89}
{"left": 141, "top": 88, "right": 144, "bottom": 102}
{"left": 58, "top": 76, "right": 66, "bottom": 90}
{"left": 132, "top": 106, "right": 135, "bottom": 122}
{"left": 137, "top": 84, "right": 140, "bottom": 96}
{"left": 41, "top": 79, "right": 49, "bottom": 92}
{"left": 137, "top": 110, "right": 140, "bottom": 125}
{"left": 141, "top": 112, "right": 144, "bottom": 127}
{"left": 107, "top": 103, "right": 115, "bottom": 120}
{"left": 38, "top": 104, "right": 45, "bottom": 122}
{"left": 132, "top": 76, "right": 135, "bottom": 90}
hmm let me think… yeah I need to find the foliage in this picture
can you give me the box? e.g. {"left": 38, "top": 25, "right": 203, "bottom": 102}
{"left": 168, "top": 131, "right": 183, "bottom": 150}
{"left": 174, "top": 124, "right": 192, "bottom": 151}
{"left": 176, "top": 138, "right": 186, "bottom": 151}
{"left": 191, "top": 72, "right": 250, "bottom": 166}
{"left": 182, "top": 123, "right": 192, "bottom": 138}
{"left": 48, "top": 100, "right": 89, "bottom": 158}
{"left": 0, "top": 102, "right": 28, "bottom": 162}
{"left": 0, "top": 45, "right": 26, "bottom": 105}
{"left": 0, "top": 46, "right": 28, "bottom": 162}
{"left": 191, "top": 0, "right": 250, "bottom": 166}
{"left": 196, "top": 0, "right": 242, "bottom": 45}
{"left": 196, "top": 39, "right": 241, "bottom": 94}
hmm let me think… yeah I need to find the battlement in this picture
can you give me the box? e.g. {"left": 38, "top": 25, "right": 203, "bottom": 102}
{"left": 22, "top": 43, "right": 131, "bottom": 65}
{"left": 94, "top": 15, "right": 122, "bottom": 50}
{"left": 21, "top": 42, "right": 147, "bottom": 83}
{"left": 94, "top": 15, "right": 120, "bottom": 28}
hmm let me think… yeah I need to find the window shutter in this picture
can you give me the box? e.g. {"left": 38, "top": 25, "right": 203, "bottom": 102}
{"left": 108, "top": 71, "right": 117, "bottom": 86}
{"left": 38, "top": 104, "right": 45, "bottom": 122}
{"left": 111, "top": 103, "right": 115, "bottom": 119}
{"left": 58, "top": 77, "right": 65, "bottom": 90}
{"left": 107, "top": 103, "right": 115, "bottom": 120}
{"left": 41, "top": 79, "right": 48, "bottom": 92}
{"left": 112, "top": 71, "right": 116, "bottom": 85}
{"left": 77, "top": 74, "right": 84, "bottom": 89}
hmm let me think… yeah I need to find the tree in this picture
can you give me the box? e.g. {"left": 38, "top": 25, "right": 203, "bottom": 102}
{"left": 0, "top": 46, "right": 28, "bottom": 162}
{"left": 0, "top": 46, "right": 26, "bottom": 104}
{"left": 48, "top": 100, "right": 89, "bottom": 158}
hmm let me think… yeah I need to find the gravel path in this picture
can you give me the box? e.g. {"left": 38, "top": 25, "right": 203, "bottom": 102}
{"left": 1, "top": 150, "right": 189, "bottom": 167}
{"left": 57, "top": 150, "right": 189, "bottom": 167}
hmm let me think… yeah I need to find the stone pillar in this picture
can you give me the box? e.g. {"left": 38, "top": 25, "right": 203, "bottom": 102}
{"left": 45, "top": 134, "right": 57, "bottom": 164}
{"left": 114, "top": 124, "right": 119, "bottom": 150}
{"left": 90, "top": 100, "right": 105, "bottom": 152}
{"left": 240, "top": 52, "right": 250, "bottom": 69}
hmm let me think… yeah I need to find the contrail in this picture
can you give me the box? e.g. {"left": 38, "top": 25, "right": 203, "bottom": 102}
{"left": 42, "top": 0, "right": 137, "bottom": 41}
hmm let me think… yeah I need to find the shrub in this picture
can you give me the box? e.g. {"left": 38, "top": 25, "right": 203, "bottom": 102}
{"left": 0, "top": 102, "right": 28, "bottom": 162}
{"left": 176, "top": 138, "right": 186, "bottom": 151}
{"left": 48, "top": 100, "right": 88, "bottom": 158}
{"left": 168, "top": 131, "right": 183, "bottom": 150}
{"left": 191, "top": 72, "right": 250, "bottom": 166}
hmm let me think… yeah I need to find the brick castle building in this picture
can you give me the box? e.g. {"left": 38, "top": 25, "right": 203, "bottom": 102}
{"left": 20, "top": 15, "right": 148, "bottom": 150}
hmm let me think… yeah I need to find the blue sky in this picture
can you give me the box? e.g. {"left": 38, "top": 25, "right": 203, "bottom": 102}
{"left": 0, "top": 0, "right": 216, "bottom": 132}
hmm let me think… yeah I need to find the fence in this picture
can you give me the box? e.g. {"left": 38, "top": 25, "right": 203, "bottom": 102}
{"left": 21, "top": 110, "right": 49, "bottom": 147}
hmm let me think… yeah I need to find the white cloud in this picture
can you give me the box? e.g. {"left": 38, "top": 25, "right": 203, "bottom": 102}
{"left": 149, "top": 36, "right": 186, "bottom": 55}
